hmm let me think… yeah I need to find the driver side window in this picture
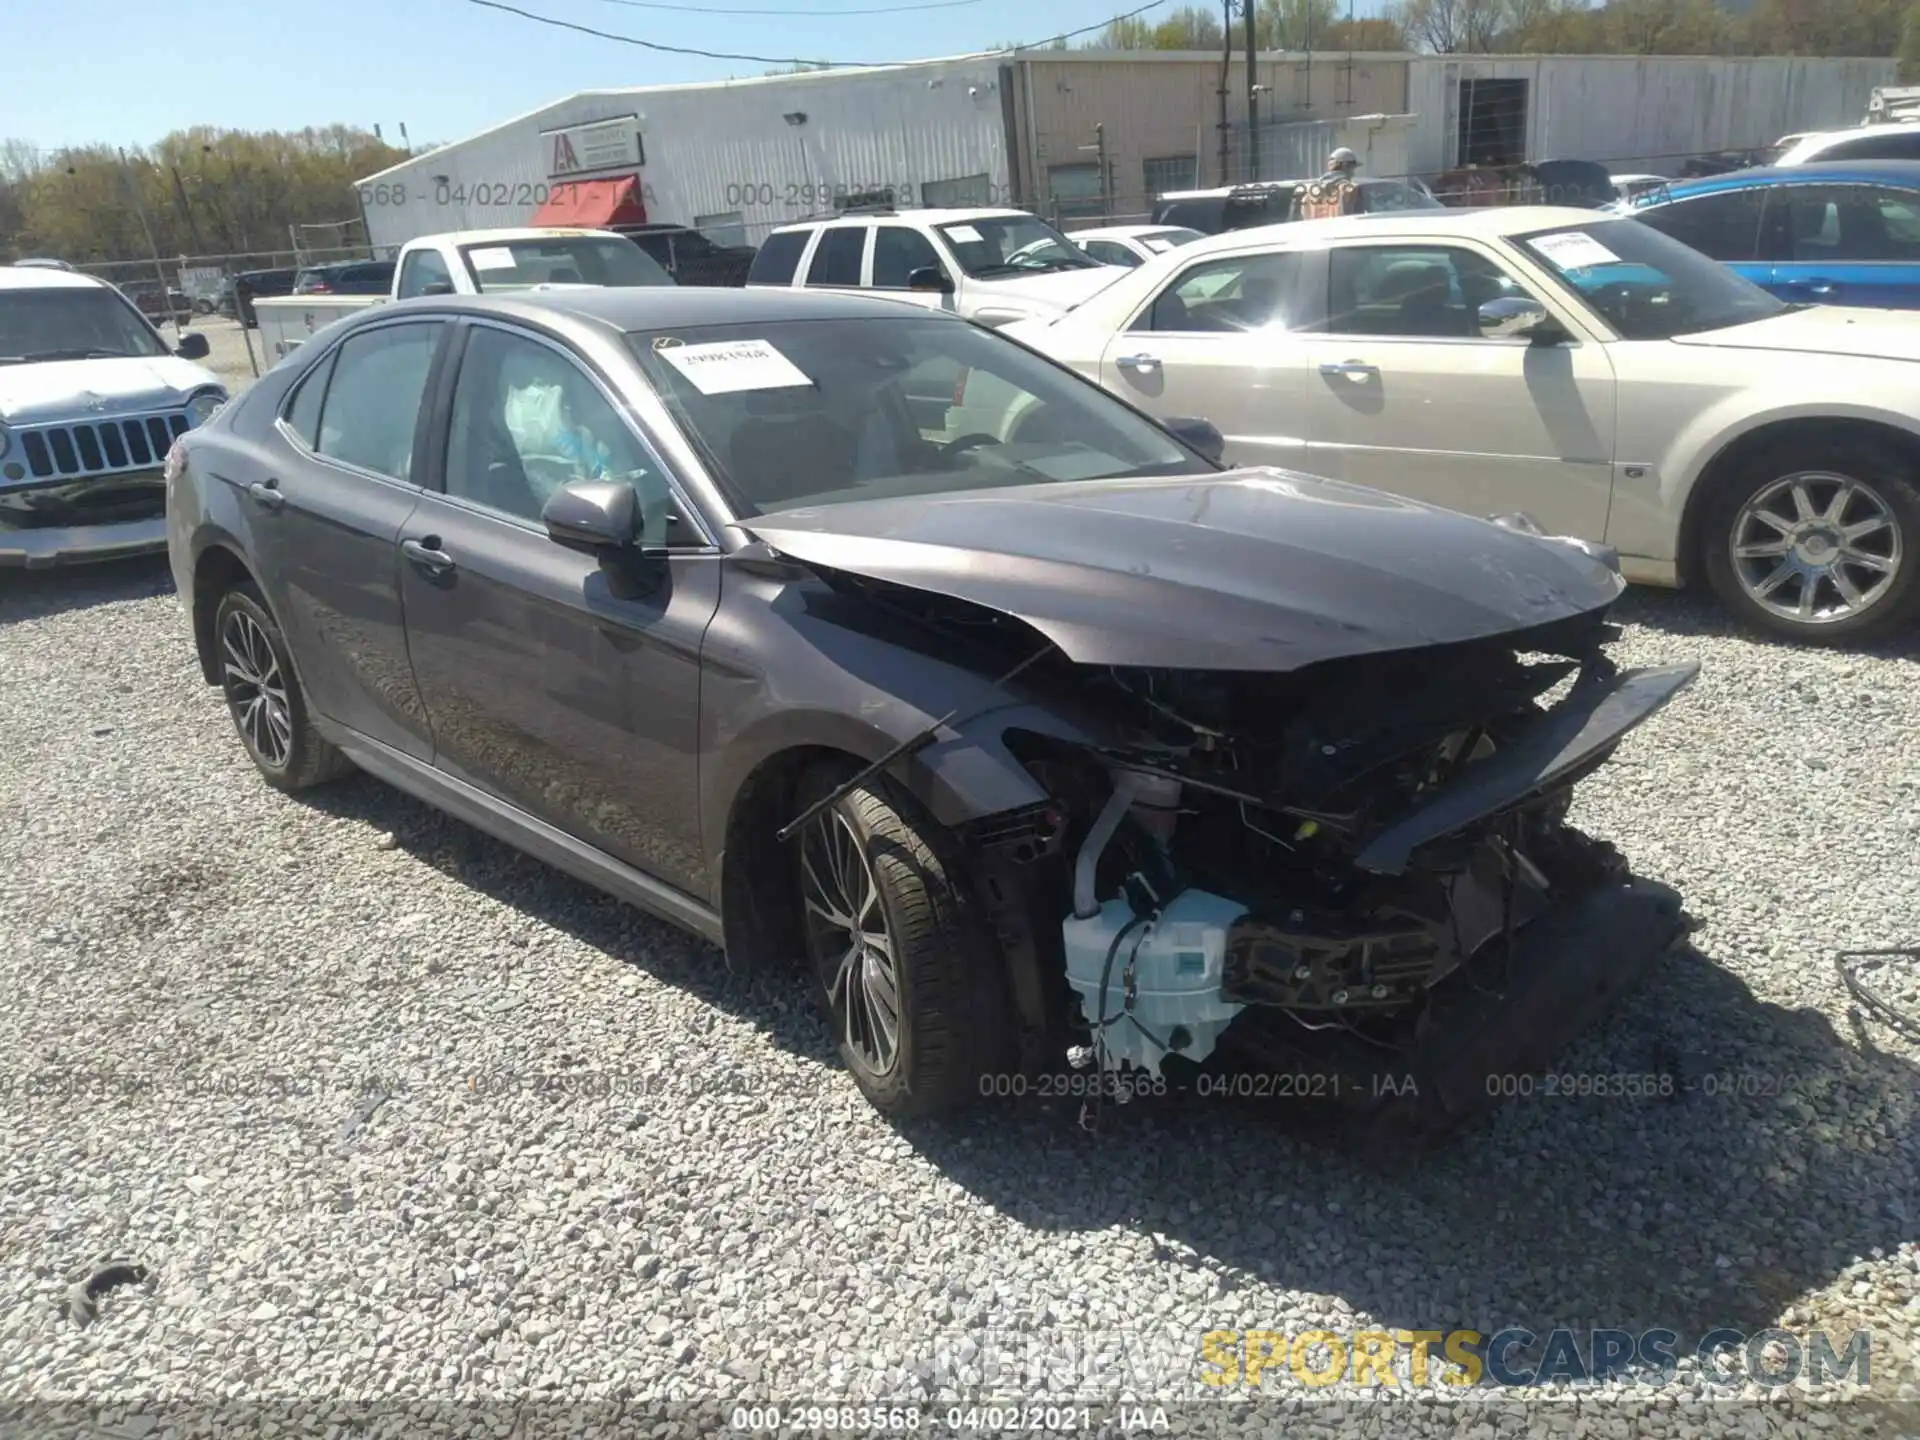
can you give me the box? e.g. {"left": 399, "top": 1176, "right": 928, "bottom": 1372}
{"left": 1327, "top": 245, "right": 1538, "bottom": 339}
{"left": 397, "top": 248, "right": 453, "bottom": 299}
{"left": 444, "top": 326, "right": 668, "bottom": 529}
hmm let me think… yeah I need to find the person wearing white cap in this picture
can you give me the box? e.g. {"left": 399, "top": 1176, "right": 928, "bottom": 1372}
{"left": 1292, "top": 147, "right": 1365, "bottom": 221}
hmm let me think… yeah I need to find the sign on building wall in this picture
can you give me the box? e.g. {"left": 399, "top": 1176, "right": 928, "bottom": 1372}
{"left": 544, "top": 115, "right": 645, "bottom": 178}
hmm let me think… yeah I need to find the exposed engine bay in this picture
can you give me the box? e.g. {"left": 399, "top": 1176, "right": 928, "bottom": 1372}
{"left": 924, "top": 597, "right": 1699, "bottom": 1134}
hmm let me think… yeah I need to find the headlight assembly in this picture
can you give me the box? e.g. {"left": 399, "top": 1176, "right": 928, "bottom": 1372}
{"left": 186, "top": 389, "right": 227, "bottom": 427}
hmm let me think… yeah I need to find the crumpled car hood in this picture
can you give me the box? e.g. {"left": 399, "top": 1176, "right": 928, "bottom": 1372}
{"left": 0, "top": 355, "right": 220, "bottom": 424}
{"left": 744, "top": 468, "right": 1626, "bottom": 671}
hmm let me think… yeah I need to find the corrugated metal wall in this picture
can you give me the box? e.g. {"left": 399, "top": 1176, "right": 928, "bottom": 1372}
{"left": 1403, "top": 55, "right": 1898, "bottom": 178}
{"left": 1019, "top": 53, "right": 1410, "bottom": 207}
{"left": 361, "top": 62, "right": 1013, "bottom": 251}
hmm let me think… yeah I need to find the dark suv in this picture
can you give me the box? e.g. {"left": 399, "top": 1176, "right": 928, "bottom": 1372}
{"left": 164, "top": 286, "right": 1689, "bottom": 1136}
{"left": 613, "top": 224, "right": 755, "bottom": 286}
{"left": 293, "top": 260, "right": 396, "bottom": 296}
{"left": 232, "top": 267, "right": 299, "bottom": 328}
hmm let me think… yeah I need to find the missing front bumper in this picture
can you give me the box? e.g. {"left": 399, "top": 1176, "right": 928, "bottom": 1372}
{"left": 1214, "top": 876, "right": 1687, "bottom": 1147}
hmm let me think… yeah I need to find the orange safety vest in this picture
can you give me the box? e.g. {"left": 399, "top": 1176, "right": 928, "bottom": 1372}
{"left": 1295, "top": 176, "right": 1362, "bottom": 221}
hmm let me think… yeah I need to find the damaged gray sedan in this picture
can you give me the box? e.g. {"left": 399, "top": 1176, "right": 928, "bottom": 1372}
{"left": 167, "top": 287, "right": 1696, "bottom": 1141}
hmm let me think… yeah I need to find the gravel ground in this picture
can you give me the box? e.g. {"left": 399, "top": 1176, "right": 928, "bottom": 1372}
{"left": 1, "top": 561, "right": 1918, "bottom": 1439}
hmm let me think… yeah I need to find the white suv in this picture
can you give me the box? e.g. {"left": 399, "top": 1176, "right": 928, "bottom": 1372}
{"left": 744, "top": 206, "right": 1127, "bottom": 327}
{"left": 1, "top": 266, "right": 227, "bottom": 567}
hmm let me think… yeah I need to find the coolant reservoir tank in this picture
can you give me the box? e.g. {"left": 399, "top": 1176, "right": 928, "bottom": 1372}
{"left": 1060, "top": 889, "right": 1249, "bottom": 1077}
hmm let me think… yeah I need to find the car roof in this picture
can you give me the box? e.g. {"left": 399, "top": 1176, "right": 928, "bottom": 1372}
{"left": 410, "top": 227, "right": 623, "bottom": 246}
{"left": 1071, "top": 224, "right": 1195, "bottom": 240}
{"left": 770, "top": 208, "right": 1034, "bottom": 231}
{"left": 1166, "top": 204, "right": 1607, "bottom": 255}
{"left": 380, "top": 285, "right": 970, "bottom": 330}
{"left": 0, "top": 266, "right": 108, "bottom": 291}
{"left": 1639, "top": 159, "right": 1920, "bottom": 201}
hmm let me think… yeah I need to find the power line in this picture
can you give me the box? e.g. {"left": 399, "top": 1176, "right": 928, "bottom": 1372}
{"left": 583, "top": 0, "right": 988, "bottom": 15}
{"left": 459, "top": 0, "right": 1172, "bottom": 66}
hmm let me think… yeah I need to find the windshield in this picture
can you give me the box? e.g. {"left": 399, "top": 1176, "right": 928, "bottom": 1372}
{"left": 627, "top": 316, "right": 1210, "bottom": 515}
{"left": 0, "top": 288, "right": 169, "bottom": 363}
{"left": 1515, "top": 218, "right": 1787, "bottom": 340}
{"left": 456, "top": 236, "right": 673, "bottom": 292}
{"left": 934, "top": 216, "right": 1102, "bottom": 277}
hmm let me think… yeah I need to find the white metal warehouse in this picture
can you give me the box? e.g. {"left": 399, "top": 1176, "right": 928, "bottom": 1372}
{"left": 354, "top": 50, "right": 1894, "bottom": 253}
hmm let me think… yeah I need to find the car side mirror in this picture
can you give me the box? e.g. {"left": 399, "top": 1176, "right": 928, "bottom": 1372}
{"left": 543, "top": 479, "right": 638, "bottom": 553}
{"left": 420, "top": 281, "right": 456, "bottom": 297}
{"left": 1478, "top": 296, "right": 1570, "bottom": 345}
{"left": 174, "top": 332, "right": 210, "bottom": 360}
{"left": 908, "top": 266, "right": 955, "bottom": 294}
{"left": 1162, "top": 415, "right": 1226, "bottom": 466}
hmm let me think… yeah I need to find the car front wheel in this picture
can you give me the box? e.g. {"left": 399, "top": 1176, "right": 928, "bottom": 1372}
{"left": 1703, "top": 437, "right": 1920, "bottom": 642}
{"left": 213, "top": 583, "right": 352, "bottom": 791}
{"left": 793, "top": 762, "right": 1006, "bottom": 1117}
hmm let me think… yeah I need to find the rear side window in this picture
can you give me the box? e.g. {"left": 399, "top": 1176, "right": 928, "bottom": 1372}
{"left": 315, "top": 322, "right": 443, "bottom": 482}
{"left": 806, "top": 227, "right": 867, "bottom": 287}
{"left": 282, "top": 349, "right": 337, "bottom": 448}
{"left": 1634, "top": 190, "right": 1763, "bottom": 262}
{"left": 747, "top": 229, "right": 810, "bottom": 285}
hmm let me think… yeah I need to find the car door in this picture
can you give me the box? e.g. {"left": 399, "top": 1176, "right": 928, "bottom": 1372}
{"left": 398, "top": 318, "right": 721, "bottom": 897}
{"left": 1756, "top": 183, "right": 1920, "bottom": 309}
{"left": 1628, "top": 187, "right": 1768, "bottom": 288}
{"left": 1298, "top": 239, "right": 1617, "bottom": 542}
{"left": 1094, "top": 246, "right": 1318, "bottom": 470}
{"left": 251, "top": 318, "right": 446, "bottom": 758}
{"left": 396, "top": 247, "right": 454, "bottom": 298}
{"left": 869, "top": 224, "right": 957, "bottom": 317}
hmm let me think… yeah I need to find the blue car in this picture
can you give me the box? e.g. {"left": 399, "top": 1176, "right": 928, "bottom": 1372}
{"left": 1616, "top": 160, "right": 1920, "bottom": 308}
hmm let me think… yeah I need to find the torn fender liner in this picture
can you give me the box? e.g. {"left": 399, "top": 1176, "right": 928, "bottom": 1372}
{"left": 744, "top": 468, "right": 1626, "bottom": 672}
{"left": 1354, "top": 660, "right": 1701, "bottom": 874}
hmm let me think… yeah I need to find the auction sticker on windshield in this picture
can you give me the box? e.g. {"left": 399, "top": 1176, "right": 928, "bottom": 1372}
{"left": 658, "top": 339, "right": 813, "bottom": 395}
{"left": 1529, "top": 231, "right": 1621, "bottom": 271}
{"left": 945, "top": 225, "right": 984, "bottom": 243}
{"left": 468, "top": 247, "right": 517, "bottom": 271}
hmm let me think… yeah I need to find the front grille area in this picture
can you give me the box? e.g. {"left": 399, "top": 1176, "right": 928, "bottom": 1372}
{"left": 15, "top": 411, "right": 191, "bottom": 481}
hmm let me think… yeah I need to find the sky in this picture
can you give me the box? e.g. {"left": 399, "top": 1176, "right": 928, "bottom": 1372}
{"left": 3, "top": 0, "right": 1213, "bottom": 155}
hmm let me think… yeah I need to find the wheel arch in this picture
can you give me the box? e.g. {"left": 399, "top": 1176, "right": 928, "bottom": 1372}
{"left": 188, "top": 535, "right": 259, "bottom": 685}
{"left": 1674, "top": 415, "right": 1920, "bottom": 589}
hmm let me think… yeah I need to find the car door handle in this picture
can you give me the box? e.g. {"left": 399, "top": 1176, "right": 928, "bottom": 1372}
{"left": 246, "top": 479, "right": 285, "bottom": 512}
{"left": 1319, "top": 361, "right": 1379, "bottom": 379}
{"left": 1115, "top": 353, "right": 1161, "bottom": 372}
{"left": 401, "top": 537, "right": 455, "bottom": 576}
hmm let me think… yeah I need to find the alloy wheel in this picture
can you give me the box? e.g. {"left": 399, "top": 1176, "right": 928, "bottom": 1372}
{"left": 800, "top": 809, "right": 901, "bottom": 1076}
{"left": 221, "top": 609, "right": 293, "bottom": 769}
{"left": 1730, "top": 470, "right": 1902, "bottom": 625}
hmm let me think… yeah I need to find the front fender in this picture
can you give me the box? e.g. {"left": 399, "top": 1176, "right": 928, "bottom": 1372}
{"left": 698, "top": 560, "right": 1105, "bottom": 885}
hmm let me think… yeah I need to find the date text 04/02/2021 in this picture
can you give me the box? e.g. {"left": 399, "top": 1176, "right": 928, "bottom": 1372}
{"left": 728, "top": 1404, "right": 1170, "bottom": 1434}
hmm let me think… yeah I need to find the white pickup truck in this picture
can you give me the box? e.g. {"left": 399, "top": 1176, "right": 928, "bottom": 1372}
{"left": 252, "top": 227, "right": 674, "bottom": 361}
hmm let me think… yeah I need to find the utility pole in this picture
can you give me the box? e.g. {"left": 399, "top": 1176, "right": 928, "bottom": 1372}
{"left": 116, "top": 147, "right": 176, "bottom": 332}
{"left": 169, "top": 164, "right": 205, "bottom": 254}
{"left": 1077, "top": 124, "right": 1108, "bottom": 218}
{"left": 1217, "top": 0, "right": 1234, "bottom": 184}
{"left": 1244, "top": 0, "right": 1260, "bottom": 182}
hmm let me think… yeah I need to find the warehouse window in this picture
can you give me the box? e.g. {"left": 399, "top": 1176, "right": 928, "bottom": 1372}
{"left": 1457, "top": 77, "right": 1527, "bottom": 168}
{"left": 806, "top": 226, "right": 867, "bottom": 287}
{"left": 921, "top": 174, "right": 992, "bottom": 208}
{"left": 695, "top": 211, "right": 747, "bottom": 248}
{"left": 1049, "top": 163, "right": 1110, "bottom": 222}
{"left": 1143, "top": 155, "right": 1198, "bottom": 198}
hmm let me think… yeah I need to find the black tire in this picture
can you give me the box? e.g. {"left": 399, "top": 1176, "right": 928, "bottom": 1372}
{"left": 793, "top": 762, "right": 1007, "bottom": 1117}
{"left": 212, "top": 583, "right": 353, "bottom": 792}
{"left": 1700, "top": 435, "right": 1920, "bottom": 643}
